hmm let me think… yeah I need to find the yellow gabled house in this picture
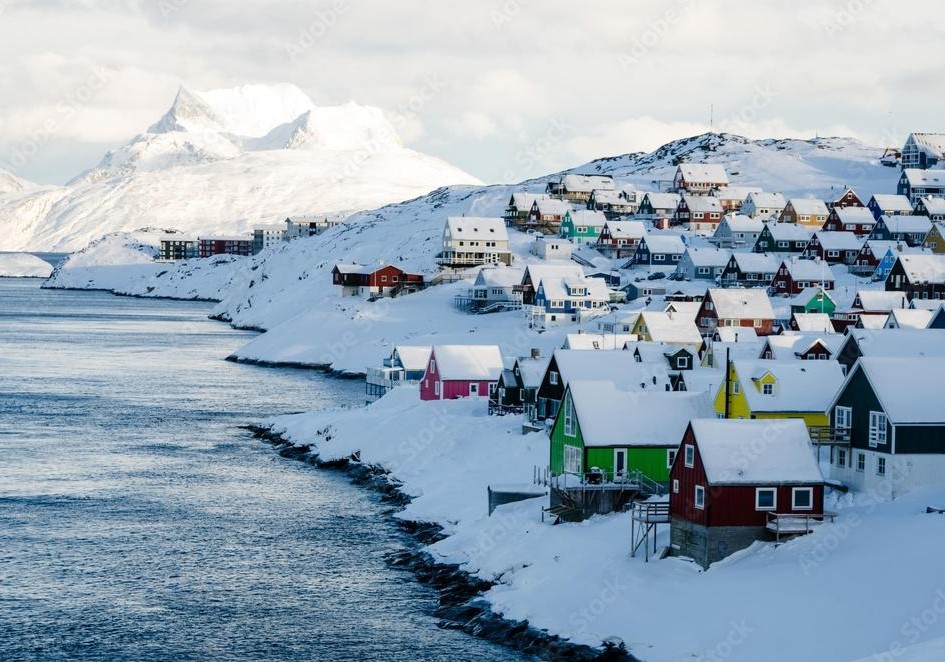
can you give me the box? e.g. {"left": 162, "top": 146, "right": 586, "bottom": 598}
{"left": 713, "top": 359, "right": 845, "bottom": 427}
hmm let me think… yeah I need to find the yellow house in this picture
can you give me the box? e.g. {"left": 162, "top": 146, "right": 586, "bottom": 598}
{"left": 713, "top": 359, "right": 845, "bottom": 427}
{"left": 923, "top": 223, "right": 945, "bottom": 254}
{"left": 631, "top": 311, "right": 703, "bottom": 347}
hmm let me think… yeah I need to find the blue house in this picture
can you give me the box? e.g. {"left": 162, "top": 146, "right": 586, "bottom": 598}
{"left": 866, "top": 194, "right": 914, "bottom": 220}
{"left": 529, "top": 276, "right": 611, "bottom": 329}
{"left": 626, "top": 234, "right": 686, "bottom": 268}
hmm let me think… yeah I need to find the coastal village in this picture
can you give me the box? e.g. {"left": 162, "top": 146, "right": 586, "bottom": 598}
{"left": 154, "top": 132, "right": 945, "bottom": 570}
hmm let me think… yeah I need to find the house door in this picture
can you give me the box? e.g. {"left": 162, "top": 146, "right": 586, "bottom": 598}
{"left": 469, "top": 383, "right": 479, "bottom": 397}
{"left": 614, "top": 449, "right": 627, "bottom": 480}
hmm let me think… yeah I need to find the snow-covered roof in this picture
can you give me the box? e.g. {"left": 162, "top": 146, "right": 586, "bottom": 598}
{"left": 857, "top": 315, "right": 887, "bottom": 329}
{"left": 853, "top": 289, "right": 909, "bottom": 312}
{"left": 534, "top": 199, "right": 573, "bottom": 216}
{"left": 902, "top": 169, "right": 945, "bottom": 188}
{"left": 786, "top": 198, "right": 829, "bottom": 215}
{"left": 708, "top": 288, "right": 775, "bottom": 320}
{"left": 715, "top": 327, "right": 758, "bottom": 343}
{"left": 677, "top": 163, "right": 729, "bottom": 185}
{"left": 746, "top": 192, "right": 787, "bottom": 209}
{"left": 730, "top": 253, "right": 779, "bottom": 274}
{"left": 475, "top": 266, "right": 524, "bottom": 288}
{"left": 641, "top": 234, "right": 686, "bottom": 254}
{"left": 564, "top": 333, "right": 638, "bottom": 351}
{"left": 684, "top": 246, "right": 731, "bottom": 268}
{"left": 897, "top": 254, "right": 945, "bottom": 284}
{"left": 446, "top": 217, "right": 508, "bottom": 241}
{"left": 887, "top": 308, "right": 933, "bottom": 329}
{"left": 767, "top": 222, "right": 813, "bottom": 243}
{"left": 643, "top": 192, "right": 681, "bottom": 210}
{"left": 812, "top": 231, "right": 863, "bottom": 251}
{"left": 393, "top": 345, "right": 432, "bottom": 371}
{"left": 847, "top": 328, "right": 945, "bottom": 358}
{"left": 683, "top": 194, "right": 724, "bottom": 213}
{"left": 847, "top": 357, "right": 945, "bottom": 424}
{"left": 714, "top": 185, "right": 762, "bottom": 201}
{"left": 538, "top": 275, "right": 610, "bottom": 302}
{"left": 638, "top": 311, "right": 703, "bottom": 345}
{"left": 869, "top": 194, "right": 914, "bottom": 213}
{"left": 781, "top": 258, "right": 836, "bottom": 281}
{"left": 731, "top": 359, "right": 845, "bottom": 413}
{"left": 719, "top": 214, "right": 765, "bottom": 233}
{"left": 762, "top": 333, "right": 843, "bottom": 360}
{"left": 334, "top": 262, "right": 367, "bottom": 274}
{"left": 430, "top": 344, "right": 503, "bottom": 381}
{"left": 879, "top": 215, "right": 933, "bottom": 235}
{"left": 588, "top": 189, "right": 624, "bottom": 204}
{"left": 514, "top": 355, "right": 548, "bottom": 388}
{"left": 790, "top": 286, "right": 835, "bottom": 308}
{"left": 908, "top": 133, "right": 945, "bottom": 157}
{"left": 603, "top": 220, "right": 647, "bottom": 239}
{"left": 561, "top": 174, "right": 615, "bottom": 193}
{"left": 523, "top": 264, "right": 584, "bottom": 285}
{"left": 566, "top": 209, "right": 607, "bottom": 227}
{"left": 689, "top": 418, "right": 822, "bottom": 486}
{"left": 920, "top": 198, "right": 945, "bottom": 214}
{"left": 551, "top": 349, "right": 672, "bottom": 392}
{"left": 834, "top": 206, "right": 877, "bottom": 225}
{"left": 569, "top": 381, "right": 713, "bottom": 447}
{"left": 511, "top": 192, "right": 548, "bottom": 208}
{"left": 791, "top": 313, "right": 834, "bottom": 333}
{"left": 663, "top": 300, "right": 702, "bottom": 322}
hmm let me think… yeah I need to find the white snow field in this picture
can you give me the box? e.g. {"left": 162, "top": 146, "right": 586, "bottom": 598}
{"left": 0, "top": 253, "right": 53, "bottom": 278}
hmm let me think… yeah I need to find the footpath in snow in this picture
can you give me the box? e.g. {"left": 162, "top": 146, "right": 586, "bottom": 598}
{"left": 263, "top": 386, "right": 945, "bottom": 662}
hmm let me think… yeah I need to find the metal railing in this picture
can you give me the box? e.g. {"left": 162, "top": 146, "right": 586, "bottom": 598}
{"left": 808, "top": 426, "right": 851, "bottom": 445}
{"left": 549, "top": 470, "right": 664, "bottom": 496}
{"left": 767, "top": 511, "right": 837, "bottom": 544}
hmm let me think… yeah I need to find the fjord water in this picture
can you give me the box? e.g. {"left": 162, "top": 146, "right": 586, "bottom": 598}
{"left": 0, "top": 279, "right": 522, "bottom": 661}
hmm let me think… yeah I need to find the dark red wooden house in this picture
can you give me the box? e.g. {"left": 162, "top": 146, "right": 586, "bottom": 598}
{"left": 332, "top": 263, "right": 424, "bottom": 297}
{"left": 670, "top": 419, "right": 825, "bottom": 568}
{"left": 419, "top": 345, "right": 504, "bottom": 401}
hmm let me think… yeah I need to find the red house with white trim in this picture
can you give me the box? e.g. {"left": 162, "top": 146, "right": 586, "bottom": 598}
{"left": 419, "top": 345, "right": 504, "bottom": 401}
{"left": 332, "top": 263, "right": 425, "bottom": 298}
{"left": 669, "top": 418, "right": 826, "bottom": 568}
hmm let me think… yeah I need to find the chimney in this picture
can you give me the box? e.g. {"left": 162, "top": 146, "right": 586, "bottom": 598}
{"left": 531, "top": 348, "right": 541, "bottom": 359}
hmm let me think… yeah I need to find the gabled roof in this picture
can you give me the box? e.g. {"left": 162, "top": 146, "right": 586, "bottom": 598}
{"left": 561, "top": 174, "right": 615, "bottom": 193}
{"left": 781, "top": 259, "right": 836, "bottom": 282}
{"left": 566, "top": 209, "right": 608, "bottom": 227}
{"left": 689, "top": 419, "right": 823, "bottom": 485}
{"left": 637, "top": 311, "right": 703, "bottom": 345}
{"left": 393, "top": 345, "right": 433, "bottom": 371}
{"left": 602, "top": 220, "right": 647, "bottom": 239}
{"left": 446, "top": 217, "right": 508, "bottom": 241}
{"left": 677, "top": 163, "right": 729, "bottom": 185}
{"left": 766, "top": 222, "right": 813, "bottom": 242}
{"left": 919, "top": 198, "right": 945, "bottom": 214}
{"left": 729, "top": 253, "right": 779, "bottom": 273}
{"left": 714, "top": 185, "right": 762, "bottom": 201}
{"left": 718, "top": 214, "right": 765, "bottom": 233}
{"left": 475, "top": 266, "right": 525, "bottom": 288}
{"left": 550, "top": 349, "right": 672, "bottom": 392}
{"left": 523, "top": 264, "right": 584, "bottom": 285}
{"left": 833, "top": 206, "right": 877, "bottom": 225}
{"left": 641, "top": 234, "right": 686, "bottom": 254}
{"left": 431, "top": 345, "right": 503, "bottom": 381}
{"left": 538, "top": 275, "right": 610, "bottom": 302}
{"left": 790, "top": 286, "right": 836, "bottom": 308}
{"left": 902, "top": 169, "right": 945, "bottom": 188}
{"left": 715, "top": 327, "right": 758, "bottom": 343}
{"left": 708, "top": 288, "right": 775, "bottom": 320}
{"left": 569, "top": 381, "right": 713, "bottom": 447}
{"left": 762, "top": 332, "right": 843, "bottom": 360}
{"left": 785, "top": 198, "right": 829, "bottom": 215}
{"left": 514, "top": 355, "right": 548, "bottom": 388}
{"left": 511, "top": 192, "right": 549, "bottom": 208}
{"left": 887, "top": 308, "right": 934, "bottom": 329}
{"left": 840, "top": 357, "right": 945, "bottom": 424}
{"left": 642, "top": 192, "right": 682, "bottom": 210}
{"left": 564, "top": 333, "right": 638, "bottom": 351}
{"left": 811, "top": 231, "right": 863, "bottom": 251}
{"left": 534, "top": 199, "right": 573, "bottom": 216}
{"left": 845, "top": 328, "right": 945, "bottom": 358}
{"left": 791, "top": 312, "right": 834, "bottom": 333}
{"left": 683, "top": 246, "right": 731, "bottom": 268}
{"left": 896, "top": 254, "right": 945, "bottom": 284}
{"left": 853, "top": 289, "right": 909, "bottom": 312}
{"left": 878, "top": 215, "right": 933, "bottom": 235}
{"left": 334, "top": 262, "right": 367, "bottom": 274}
{"left": 869, "top": 194, "right": 914, "bottom": 213}
{"left": 745, "top": 192, "right": 787, "bottom": 209}
{"left": 683, "top": 194, "right": 724, "bottom": 213}
{"left": 731, "top": 359, "right": 845, "bottom": 413}
{"left": 907, "top": 133, "right": 945, "bottom": 156}
{"left": 663, "top": 301, "right": 703, "bottom": 322}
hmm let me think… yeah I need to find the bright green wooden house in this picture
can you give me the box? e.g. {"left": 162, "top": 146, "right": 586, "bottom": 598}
{"left": 549, "top": 380, "right": 713, "bottom": 484}
{"left": 790, "top": 286, "right": 836, "bottom": 315}
{"left": 558, "top": 210, "right": 607, "bottom": 245}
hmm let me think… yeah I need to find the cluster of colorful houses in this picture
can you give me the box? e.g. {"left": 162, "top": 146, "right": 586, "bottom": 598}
{"left": 357, "top": 132, "right": 945, "bottom": 568}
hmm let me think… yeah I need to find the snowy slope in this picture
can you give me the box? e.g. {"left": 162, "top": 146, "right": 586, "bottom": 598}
{"left": 0, "top": 168, "right": 38, "bottom": 196}
{"left": 0, "top": 253, "right": 53, "bottom": 278}
{"left": 0, "top": 83, "right": 481, "bottom": 252}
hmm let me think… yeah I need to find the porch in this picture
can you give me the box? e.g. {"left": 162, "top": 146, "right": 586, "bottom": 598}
{"left": 539, "top": 469, "right": 665, "bottom": 522}
{"left": 766, "top": 511, "right": 837, "bottom": 544}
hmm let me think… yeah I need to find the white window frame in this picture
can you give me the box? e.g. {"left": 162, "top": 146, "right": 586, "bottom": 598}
{"left": 469, "top": 382, "right": 479, "bottom": 397}
{"left": 684, "top": 444, "right": 695, "bottom": 468}
{"left": 564, "top": 396, "right": 576, "bottom": 437}
{"left": 755, "top": 487, "right": 777, "bottom": 511}
{"left": 549, "top": 371, "right": 558, "bottom": 385}
{"left": 672, "top": 479, "right": 680, "bottom": 494}
{"left": 836, "top": 448, "right": 847, "bottom": 468}
{"left": 434, "top": 381, "right": 440, "bottom": 396}
{"left": 694, "top": 485, "right": 705, "bottom": 509}
{"left": 667, "top": 449, "right": 677, "bottom": 469}
{"left": 856, "top": 452, "right": 866, "bottom": 472}
{"left": 564, "top": 445, "right": 582, "bottom": 474}
{"left": 868, "top": 411, "right": 887, "bottom": 446}
{"left": 835, "top": 406, "right": 852, "bottom": 430}
{"left": 877, "top": 456, "right": 886, "bottom": 477}
{"left": 792, "top": 487, "right": 813, "bottom": 511}
{"left": 677, "top": 356, "right": 689, "bottom": 369}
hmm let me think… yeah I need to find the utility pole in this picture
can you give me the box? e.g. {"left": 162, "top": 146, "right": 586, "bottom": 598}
{"left": 724, "top": 347, "right": 732, "bottom": 419}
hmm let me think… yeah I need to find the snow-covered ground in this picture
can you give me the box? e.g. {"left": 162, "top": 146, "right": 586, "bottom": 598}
{"left": 0, "top": 83, "right": 480, "bottom": 252}
{"left": 266, "top": 386, "right": 945, "bottom": 662}
{"left": 0, "top": 253, "right": 54, "bottom": 278}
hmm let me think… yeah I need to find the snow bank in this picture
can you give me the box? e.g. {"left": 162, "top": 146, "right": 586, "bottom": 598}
{"left": 0, "top": 253, "right": 53, "bottom": 278}
{"left": 265, "top": 387, "right": 945, "bottom": 661}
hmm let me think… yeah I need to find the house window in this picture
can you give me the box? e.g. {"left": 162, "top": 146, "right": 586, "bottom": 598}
{"left": 381, "top": 275, "right": 388, "bottom": 282}
{"left": 667, "top": 449, "right": 677, "bottom": 468}
{"left": 869, "top": 411, "right": 887, "bottom": 446}
{"left": 755, "top": 488, "right": 777, "bottom": 510}
{"left": 564, "top": 445, "right": 582, "bottom": 474}
{"left": 549, "top": 371, "right": 558, "bottom": 385}
{"left": 753, "top": 319, "right": 763, "bottom": 328}
{"left": 654, "top": 254, "right": 665, "bottom": 262}
{"left": 694, "top": 485, "right": 705, "bottom": 509}
{"left": 792, "top": 487, "right": 813, "bottom": 510}
{"left": 434, "top": 381, "right": 440, "bottom": 396}
{"left": 877, "top": 456, "right": 886, "bottom": 476}
{"left": 677, "top": 356, "right": 689, "bottom": 369}
{"left": 684, "top": 444, "right": 695, "bottom": 468}
{"left": 837, "top": 448, "right": 847, "bottom": 468}
{"left": 732, "top": 382, "right": 740, "bottom": 395}
{"left": 564, "top": 396, "right": 576, "bottom": 437}
{"left": 856, "top": 452, "right": 866, "bottom": 472}
{"left": 762, "top": 383, "right": 773, "bottom": 395}
{"left": 672, "top": 479, "right": 679, "bottom": 494}
{"left": 835, "top": 406, "right": 852, "bottom": 429}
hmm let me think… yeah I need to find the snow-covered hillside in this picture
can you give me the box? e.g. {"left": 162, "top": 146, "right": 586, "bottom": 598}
{"left": 0, "top": 83, "right": 481, "bottom": 252}
{"left": 0, "top": 253, "right": 53, "bottom": 278}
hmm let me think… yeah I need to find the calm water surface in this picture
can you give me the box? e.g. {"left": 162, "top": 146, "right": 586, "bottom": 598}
{"left": 0, "top": 279, "right": 524, "bottom": 661}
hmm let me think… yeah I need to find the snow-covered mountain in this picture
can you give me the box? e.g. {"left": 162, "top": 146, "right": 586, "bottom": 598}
{"left": 0, "top": 168, "right": 37, "bottom": 196}
{"left": 0, "top": 83, "right": 481, "bottom": 252}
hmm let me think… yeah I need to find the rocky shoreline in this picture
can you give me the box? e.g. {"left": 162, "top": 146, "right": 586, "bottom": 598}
{"left": 247, "top": 424, "right": 637, "bottom": 662}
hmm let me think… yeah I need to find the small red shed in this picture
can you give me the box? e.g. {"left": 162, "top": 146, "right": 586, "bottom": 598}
{"left": 670, "top": 418, "right": 825, "bottom": 568}
{"left": 419, "top": 345, "right": 503, "bottom": 401}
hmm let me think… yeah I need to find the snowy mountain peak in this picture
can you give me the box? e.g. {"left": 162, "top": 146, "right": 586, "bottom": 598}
{"left": 250, "top": 102, "right": 402, "bottom": 152}
{"left": 147, "top": 84, "right": 228, "bottom": 135}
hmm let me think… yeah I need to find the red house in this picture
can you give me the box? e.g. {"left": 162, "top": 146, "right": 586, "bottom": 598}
{"left": 770, "top": 258, "right": 835, "bottom": 296}
{"left": 198, "top": 236, "right": 253, "bottom": 257}
{"left": 827, "top": 186, "right": 865, "bottom": 210}
{"left": 670, "top": 419, "right": 826, "bottom": 569}
{"left": 696, "top": 288, "right": 776, "bottom": 336}
{"left": 331, "top": 263, "right": 424, "bottom": 298}
{"left": 821, "top": 206, "right": 877, "bottom": 237}
{"left": 419, "top": 345, "right": 504, "bottom": 401}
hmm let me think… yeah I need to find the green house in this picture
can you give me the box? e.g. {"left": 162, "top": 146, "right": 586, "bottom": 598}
{"left": 549, "top": 380, "right": 713, "bottom": 484}
{"left": 790, "top": 286, "right": 837, "bottom": 315}
{"left": 558, "top": 210, "right": 607, "bottom": 245}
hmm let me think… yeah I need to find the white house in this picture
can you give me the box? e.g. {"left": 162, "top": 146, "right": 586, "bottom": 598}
{"left": 437, "top": 217, "right": 512, "bottom": 268}
{"left": 742, "top": 192, "right": 787, "bottom": 219}
{"left": 455, "top": 266, "right": 524, "bottom": 313}
{"left": 711, "top": 214, "right": 766, "bottom": 248}
{"left": 531, "top": 236, "right": 573, "bottom": 261}
{"left": 672, "top": 163, "right": 729, "bottom": 194}
{"left": 252, "top": 225, "right": 286, "bottom": 254}
{"left": 529, "top": 275, "right": 611, "bottom": 329}
{"left": 674, "top": 246, "right": 731, "bottom": 281}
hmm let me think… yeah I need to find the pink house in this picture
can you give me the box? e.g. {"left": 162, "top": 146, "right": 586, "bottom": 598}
{"left": 419, "top": 345, "right": 504, "bottom": 401}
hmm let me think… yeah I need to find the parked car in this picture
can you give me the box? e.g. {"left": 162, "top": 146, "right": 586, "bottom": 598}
{"left": 647, "top": 271, "right": 666, "bottom": 281}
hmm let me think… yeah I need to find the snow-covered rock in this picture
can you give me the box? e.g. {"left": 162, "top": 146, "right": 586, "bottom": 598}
{"left": 0, "top": 252, "right": 53, "bottom": 278}
{"left": 0, "top": 83, "right": 481, "bottom": 252}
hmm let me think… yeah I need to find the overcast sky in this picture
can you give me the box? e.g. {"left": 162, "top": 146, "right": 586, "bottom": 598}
{"left": 1, "top": 0, "right": 942, "bottom": 185}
